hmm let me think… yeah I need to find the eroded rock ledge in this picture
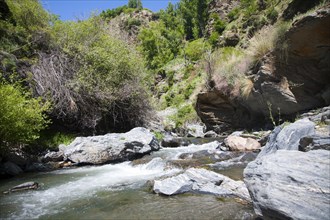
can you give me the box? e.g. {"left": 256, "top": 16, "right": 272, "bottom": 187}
{"left": 196, "top": 6, "right": 330, "bottom": 132}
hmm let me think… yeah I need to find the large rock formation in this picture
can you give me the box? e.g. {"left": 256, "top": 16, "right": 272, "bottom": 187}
{"left": 196, "top": 5, "right": 330, "bottom": 132}
{"left": 244, "top": 118, "right": 330, "bottom": 219}
{"left": 244, "top": 150, "right": 330, "bottom": 220}
{"left": 62, "top": 127, "right": 160, "bottom": 164}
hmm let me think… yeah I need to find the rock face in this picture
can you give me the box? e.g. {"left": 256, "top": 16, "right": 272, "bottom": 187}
{"left": 196, "top": 6, "right": 330, "bottom": 132}
{"left": 153, "top": 168, "right": 250, "bottom": 201}
{"left": 63, "top": 127, "right": 160, "bottom": 164}
{"left": 258, "top": 118, "right": 315, "bottom": 157}
{"left": 224, "top": 135, "right": 261, "bottom": 151}
{"left": 244, "top": 150, "right": 330, "bottom": 220}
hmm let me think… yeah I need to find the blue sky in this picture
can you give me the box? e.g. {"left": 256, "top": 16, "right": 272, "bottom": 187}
{"left": 41, "top": 0, "right": 180, "bottom": 21}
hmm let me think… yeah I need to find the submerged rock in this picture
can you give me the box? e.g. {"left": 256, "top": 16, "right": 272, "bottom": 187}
{"left": 153, "top": 168, "right": 250, "bottom": 201}
{"left": 244, "top": 150, "right": 330, "bottom": 220}
{"left": 4, "top": 182, "right": 39, "bottom": 194}
{"left": 63, "top": 127, "right": 160, "bottom": 165}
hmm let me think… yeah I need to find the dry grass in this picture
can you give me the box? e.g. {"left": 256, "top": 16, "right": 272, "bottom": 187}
{"left": 247, "top": 22, "right": 291, "bottom": 63}
{"left": 240, "top": 78, "right": 254, "bottom": 98}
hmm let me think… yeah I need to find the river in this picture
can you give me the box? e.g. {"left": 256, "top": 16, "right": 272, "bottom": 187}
{"left": 0, "top": 142, "right": 255, "bottom": 219}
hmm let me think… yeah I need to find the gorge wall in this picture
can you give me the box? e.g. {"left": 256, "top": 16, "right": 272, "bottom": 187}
{"left": 196, "top": 4, "right": 330, "bottom": 132}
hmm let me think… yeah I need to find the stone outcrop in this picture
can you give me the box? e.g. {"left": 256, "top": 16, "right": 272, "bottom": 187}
{"left": 244, "top": 118, "right": 330, "bottom": 219}
{"left": 244, "top": 150, "right": 330, "bottom": 220}
{"left": 63, "top": 127, "right": 160, "bottom": 165}
{"left": 196, "top": 6, "right": 330, "bottom": 132}
{"left": 153, "top": 168, "right": 250, "bottom": 201}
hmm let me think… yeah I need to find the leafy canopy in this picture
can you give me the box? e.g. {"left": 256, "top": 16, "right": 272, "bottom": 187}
{"left": 0, "top": 82, "right": 49, "bottom": 153}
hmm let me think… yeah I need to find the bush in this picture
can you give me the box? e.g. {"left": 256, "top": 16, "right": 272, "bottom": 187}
{"left": 0, "top": 83, "right": 49, "bottom": 154}
{"left": 208, "top": 31, "right": 219, "bottom": 48}
{"left": 6, "top": 0, "right": 50, "bottom": 32}
{"left": 185, "top": 39, "right": 211, "bottom": 62}
{"left": 37, "top": 16, "right": 152, "bottom": 132}
{"left": 228, "top": 7, "right": 240, "bottom": 21}
{"left": 170, "top": 104, "right": 197, "bottom": 127}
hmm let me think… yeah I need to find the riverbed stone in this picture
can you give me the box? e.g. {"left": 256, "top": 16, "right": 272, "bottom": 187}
{"left": 258, "top": 118, "right": 315, "bottom": 157}
{"left": 41, "top": 151, "right": 64, "bottom": 163}
{"left": 244, "top": 149, "right": 330, "bottom": 219}
{"left": 224, "top": 136, "right": 261, "bottom": 151}
{"left": 299, "top": 135, "right": 330, "bottom": 152}
{"left": 186, "top": 124, "right": 205, "bottom": 138}
{"left": 204, "top": 130, "right": 218, "bottom": 138}
{"left": 153, "top": 168, "right": 251, "bottom": 201}
{"left": 161, "top": 134, "right": 181, "bottom": 148}
{"left": 1, "top": 161, "right": 23, "bottom": 176}
{"left": 63, "top": 127, "right": 160, "bottom": 164}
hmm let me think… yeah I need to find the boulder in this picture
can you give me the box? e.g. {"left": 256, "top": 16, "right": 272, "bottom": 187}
{"left": 204, "top": 130, "right": 218, "bottom": 138}
{"left": 186, "top": 124, "right": 205, "bottom": 138}
{"left": 41, "top": 151, "right": 64, "bottom": 163}
{"left": 161, "top": 134, "right": 181, "bottom": 148}
{"left": 224, "top": 136, "right": 261, "bottom": 151}
{"left": 63, "top": 127, "right": 160, "bottom": 165}
{"left": 258, "top": 118, "right": 315, "bottom": 157}
{"left": 0, "top": 161, "right": 23, "bottom": 176}
{"left": 299, "top": 135, "right": 330, "bottom": 152}
{"left": 244, "top": 150, "right": 330, "bottom": 219}
{"left": 6, "top": 182, "right": 39, "bottom": 193}
{"left": 153, "top": 168, "right": 251, "bottom": 201}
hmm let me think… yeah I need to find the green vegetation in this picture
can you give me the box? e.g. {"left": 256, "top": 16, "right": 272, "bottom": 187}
{"left": 0, "top": 0, "right": 325, "bottom": 155}
{"left": 0, "top": 82, "right": 49, "bottom": 154}
{"left": 0, "top": 0, "right": 151, "bottom": 155}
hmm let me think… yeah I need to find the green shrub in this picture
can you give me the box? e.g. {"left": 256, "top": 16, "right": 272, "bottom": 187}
{"left": 100, "top": 5, "right": 128, "bottom": 20}
{"left": 0, "top": 83, "right": 50, "bottom": 154}
{"left": 209, "top": 31, "right": 219, "bottom": 48}
{"left": 266, "top": 8, "right": 279, "bottom": 23}
{"left": 6, "top": 0, "right": 50, "bottom": 32}
{"left": 153, "top": 131, "right": 164, "bottom": 141}
{"left": 185, "top": 39, "right": 211, "bottom": 62}
{"left": 30, "top": 130, "right": 76, "bottom": 152}
{"left": 170, "top": 104, "right": 197, "bottom": 127}
{"left": 228, "top": 7, "right": 240, "bottom": 21}
{"left": 124, "top": 17, "right": 142, "bottom": 30}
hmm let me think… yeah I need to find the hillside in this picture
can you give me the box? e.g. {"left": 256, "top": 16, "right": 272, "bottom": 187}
{"left": 0, "top": 0, "right": 329, "bottom": 152}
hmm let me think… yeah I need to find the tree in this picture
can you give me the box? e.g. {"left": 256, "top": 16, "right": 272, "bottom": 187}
{"left": 128, "top": 0, "right": 142, "bottom": 9}
{"left": 0, "top": 83, "right": 49, "bottom": 154}
{"left": 178, "top": 0, "right": 210, "bottom": 40}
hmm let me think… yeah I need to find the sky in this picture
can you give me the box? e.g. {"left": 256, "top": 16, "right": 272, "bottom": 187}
{"left": 41, "top": 0, "right": 180, "bottom": 21}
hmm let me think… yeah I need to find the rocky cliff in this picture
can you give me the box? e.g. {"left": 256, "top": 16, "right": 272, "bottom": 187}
{"left": 197, "top": 3, "right": 330, "bottom": 132}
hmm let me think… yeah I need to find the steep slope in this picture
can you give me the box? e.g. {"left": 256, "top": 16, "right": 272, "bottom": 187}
{"left": 196, "top": 2, "right": 330, "bottom": 132}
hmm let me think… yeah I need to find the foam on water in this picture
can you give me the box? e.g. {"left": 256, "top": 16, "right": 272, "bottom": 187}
{"left": 1, "top": 157, "right": 181, "bottom": 219}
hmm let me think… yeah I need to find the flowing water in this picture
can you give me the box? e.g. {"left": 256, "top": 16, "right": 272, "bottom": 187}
{"left": 0, "top": 142, "right": 255, "bottom": 220}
